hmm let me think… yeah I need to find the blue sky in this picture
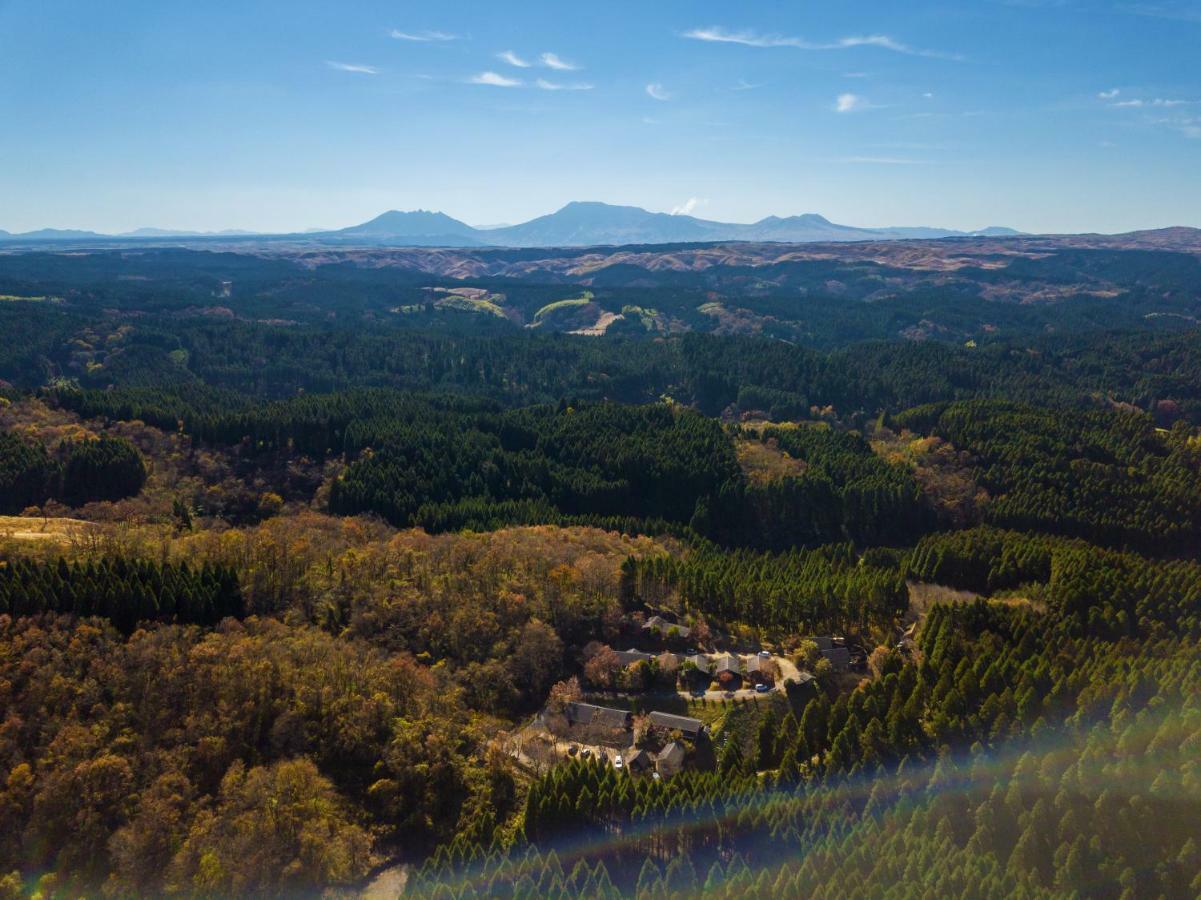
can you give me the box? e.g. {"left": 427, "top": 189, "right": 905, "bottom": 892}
{"left": 1, "top": 0, "right": 1199, "bottom": 234}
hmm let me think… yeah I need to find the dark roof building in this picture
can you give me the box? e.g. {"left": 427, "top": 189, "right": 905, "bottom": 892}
{"left": 563, "top": 702, "right": 633, "bottom": 731}
{"left": 613, "top": 648, "right": 656, "bottom": 667}
{"left": 648, "top": 711, "right": 706, "bottom": 739}
{"left": 626, "top": 748, "right": 653, "bottom": 774}
{"left": 821, "top": 647, "right": 851, "bottom": 672}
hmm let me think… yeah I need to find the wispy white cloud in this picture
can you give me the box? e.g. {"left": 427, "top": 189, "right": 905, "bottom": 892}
{"left": 390, "top": 29, "right": 458, "bottom": 42}
{"left": 731, "top": 79, "right": 763, "bottom": 91}
{"left": 469, "top": 71, "right": 522, "bottom": 87}
{"left": 1155, "top": 115, "right": 1201, "bottom": 138}
{"left": 535, "top": 78, "right": 593, "bottom": 91}
{"left": 1099, "top": 88, "right": 1196, "bottom": 108}
{"left": 1118, "top": 2, "right": 1201, "bottom": 24}
{"left": 1099, "top": 89, "right": 1201, "bottom": 140}
{"left": 326, "top": 61, "right": 380, "bottom": 75}
{"left": 498, "top": 50, "right": 530, "bottom": 67}
{"left": 683, "top": 26, "right": 961, "bottom": 60}
{"left": 646, "top": 83, "right": 672, "bottom": 101}
{"left": 1113, "top": 97, "right": 1191, "bottom": 107}
{"left": 835, "top": 93, "right": 873, "bottom": 113}
{"left": 540, "top": 52, "right": 579, "bottom": 71}
{"left": 836, "top": 155, "right": 930, "bottom": 165}
{"left": 671, "top": 197, "right": 709, "bottom": 215}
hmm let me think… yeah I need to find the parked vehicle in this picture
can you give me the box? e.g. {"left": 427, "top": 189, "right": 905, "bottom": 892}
{"left": 614, "top": 755, "right": 624, "bottom": 770}
{"left": 567, "top": 745, "right": 578, "bottom": 756}
{"left": 758, "top": 650, "right": 771, "bottom": 659}
{"left": 582, "top": 748, "right": 592, "bottom": 759}
{"left": 755, "top": 683, "right": 772, "bottom": 694}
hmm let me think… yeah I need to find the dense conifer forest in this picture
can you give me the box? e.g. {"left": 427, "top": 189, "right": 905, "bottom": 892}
{"left": 0, "top": 246, "right": 1200, "bottom": 897}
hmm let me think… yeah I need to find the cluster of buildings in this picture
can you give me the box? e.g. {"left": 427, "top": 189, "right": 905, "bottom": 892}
{"left": 593, "top": 644, "right": 783, "bottom": 692}
{"left": 538, "top": 701, "right": 708, "bottom": 778}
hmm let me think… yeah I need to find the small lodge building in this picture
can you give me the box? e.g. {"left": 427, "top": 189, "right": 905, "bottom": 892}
{"left": 821, "top": 647, "right": 851, "bottom": 672}
{"left": 613, "top": 648, "right": 656, "bottom": 667}
{"left": 713, "top": 654, "right": 743, "bottom": 688}
{"left": 746, "top": 654, "right": 773, "bottom": 685}
{"left": 648, "top": 711, "right": 707, "bottom": 741}
{"left": 561, "top": 701, "right": 633, "bottom": 736}
{"left": 643, "top": 615, "right": 691, "bottom": 640}
{"left": 626, "top": 748, "right": 653, "bottom": 775}
{"left": 656, "top": 741, "right": 687, "bottom": 778}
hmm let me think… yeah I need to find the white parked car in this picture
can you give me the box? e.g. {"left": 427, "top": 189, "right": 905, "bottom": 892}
{"left": 614, "top": 755, "right": 624, "bottom": 770}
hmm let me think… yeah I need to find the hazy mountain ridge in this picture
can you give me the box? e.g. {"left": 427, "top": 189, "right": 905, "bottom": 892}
{"left": 0, "top": 201, "right": 1025, "bottom": 248}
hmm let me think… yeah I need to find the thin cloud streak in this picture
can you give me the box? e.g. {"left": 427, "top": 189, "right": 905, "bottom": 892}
{"left": 535, "top": 78, "right": 593, "bottom": 91}
{"left": 646, "top": 83, "right": 672, "bottom": 101}
{"left": 498, "top": 50, "right": 531, "bottom": 67}
{"left": 1118, "top": 2, "right": 1201, "bottom": 23}
{"left": 389, "top": 29, "right": 459, "bottom": 42}
{"left": 683, "top": 26, "right": 962, "bottom": 60}
{"left": 836, "top": 156, "right": 931, "bottom": 165}
{"left": 469, "top": 71, "right": 522, "bottom": 87}
{"left": 326, "top": 61, "right": 380, "bottom": 75}
{"left": 1113, "top": 98, "right": 1192, "bottom": 107}
{"left": 540, "top": 52, "right": 579, "bottom": 70}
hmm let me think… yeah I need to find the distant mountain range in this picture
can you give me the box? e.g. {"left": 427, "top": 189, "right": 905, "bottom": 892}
{"left": 0, "top": 201, "right": 1027, "bottom": 249}
{"left": 329, "top": 202, "right": 1023, "bottom": 247}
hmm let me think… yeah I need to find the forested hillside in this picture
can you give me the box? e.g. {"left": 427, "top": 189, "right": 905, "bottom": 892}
{"left": 1, "top": 244, "right": 1200, "bottom": 897}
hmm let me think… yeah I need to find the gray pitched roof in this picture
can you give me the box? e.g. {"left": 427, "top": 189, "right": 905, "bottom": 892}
{"left": 714, "top": 654, "right": 741, "bottom": 674}
{"left": 626, "top": 749, "right": 653, "bottom": 771}
{"left": 613, "top": 648, "right": 656, "bottom": 667}
{"left": 648, "top": 711, "right": 705, "bottom": 736}
{"left": 564, "top": 702, "right": 632, "bottom": 730}
{"left": 657, "top": 741, "right": 686, "bottom": 764}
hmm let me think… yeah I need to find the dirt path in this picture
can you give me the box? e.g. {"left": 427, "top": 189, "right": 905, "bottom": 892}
{"left": 361, "top": 863, "right": 409, "bottom": 899}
